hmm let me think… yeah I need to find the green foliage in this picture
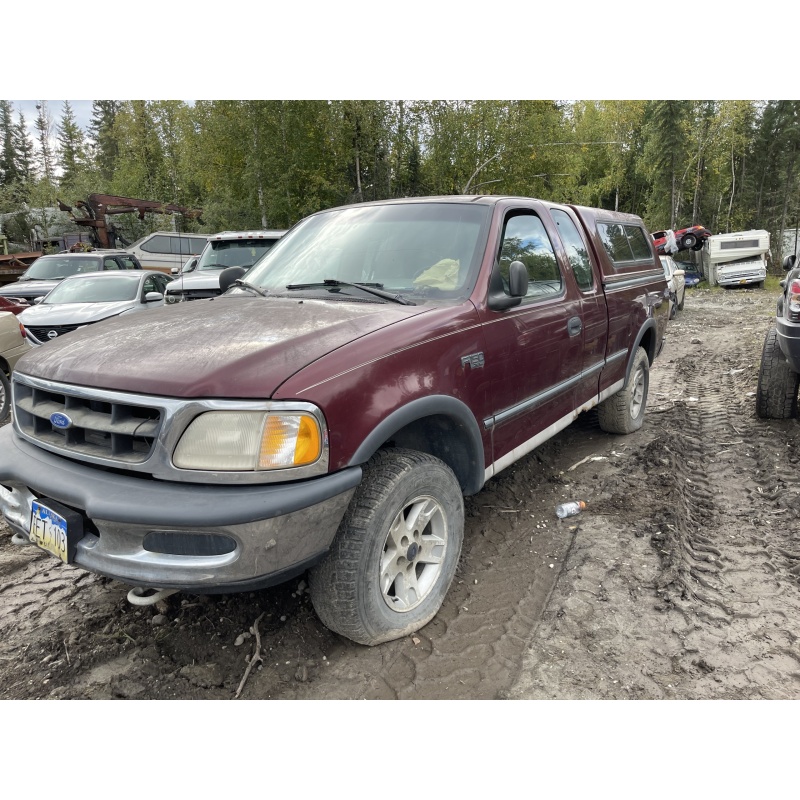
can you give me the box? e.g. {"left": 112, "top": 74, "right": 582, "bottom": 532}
{"left": 0, "top": 98, "right": 799, "bottom": 268}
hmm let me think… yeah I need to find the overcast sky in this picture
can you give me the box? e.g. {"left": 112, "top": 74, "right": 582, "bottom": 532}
{"left": 11, "top": 100, "right": 93, "bottom": 135}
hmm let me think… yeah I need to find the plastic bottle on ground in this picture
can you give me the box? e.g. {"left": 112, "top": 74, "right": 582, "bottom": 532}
{"left": 555, "top": 500, "right": 586, "bottom": 519}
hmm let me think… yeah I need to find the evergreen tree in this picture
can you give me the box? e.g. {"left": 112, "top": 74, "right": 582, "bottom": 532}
{"left": 0, "top": 100, "right": 19, "bottom": 186}
{"left": 88, "top": 100, "right": 121, "bottom": 184}
{"left": 15, "top": 112, "right": 34, "bottom": 188}
{"left": 56, "top": 100, "right": 86, "bottom": 190}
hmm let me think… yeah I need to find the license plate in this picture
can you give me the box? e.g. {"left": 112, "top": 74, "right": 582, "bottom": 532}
{"left": 30, "top": 500, "right": 76, "bottom": 563}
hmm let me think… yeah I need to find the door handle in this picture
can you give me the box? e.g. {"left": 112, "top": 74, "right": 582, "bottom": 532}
{"left": 567, "top": 316, "right": 582, "bottom": 337}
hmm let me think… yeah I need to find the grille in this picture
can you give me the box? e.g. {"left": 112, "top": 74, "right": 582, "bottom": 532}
{"left": 167, "top": 289, "right": 220, "bottom": 302}
{"left": 13, "top": 380, "right": 162, "bottom": 463}
{"left": 26, "top": 324, "right": 81, "bottom": 342}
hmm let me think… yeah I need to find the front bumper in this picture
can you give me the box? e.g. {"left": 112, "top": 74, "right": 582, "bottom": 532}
{"left": 0, "top": 426, "right": 360, "bottom": 592}
{"left": 717, "top": 270, "right": 766, "bottom": 287}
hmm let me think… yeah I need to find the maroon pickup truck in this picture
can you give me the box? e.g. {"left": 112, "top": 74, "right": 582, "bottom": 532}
{"left": 0, "top": 196, "right": 668, "bottom": 645}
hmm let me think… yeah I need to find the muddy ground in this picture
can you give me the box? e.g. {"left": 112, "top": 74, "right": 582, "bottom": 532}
{"left": 2, "top": 286, "right": 800, "bottom": 702}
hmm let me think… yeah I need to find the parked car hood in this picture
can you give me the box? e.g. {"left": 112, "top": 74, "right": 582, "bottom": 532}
{"left": 15, "top": 295, "right": 433, "bottom": 397}
{"left": 165, "top": 272, "right": 223, "bottom": 291}
{"left": 0, "top": 280, "right": 60, "bottom": 300}
{"left": 19, "top": 301, "right": 137, "bottom": 327}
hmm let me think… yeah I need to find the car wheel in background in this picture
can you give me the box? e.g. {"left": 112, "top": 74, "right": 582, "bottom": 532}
{"left": 677, "top": 289, "right": 685, "bottom": 311}
{"left": 669, "top": 294, "right": 677, "bottom": 319}
{"left": 598, "top": 346, "right": 649, "bottom": 434}
{"left": 682, "top": 234, "right": 697, "bottom": 249}
{"left": 309, "top": 448, "right": 464, "bottom": 646}
{"left": 756, "top": 324, "right": 799, "bottom": 419}
{"left": 0, "top": 371, "right": 9, "bottom": 422}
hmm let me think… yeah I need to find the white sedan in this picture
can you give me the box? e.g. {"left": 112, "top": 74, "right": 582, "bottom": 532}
{"left": 660, "top": 255, "right": 687, "bottom": 319}
{"left": 18, "top": 270, "right": 171, "bottom": 346}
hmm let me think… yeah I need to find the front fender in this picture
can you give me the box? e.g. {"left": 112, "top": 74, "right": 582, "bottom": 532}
{"left": 347, "top": 394, "right": 485, "bottom": 495}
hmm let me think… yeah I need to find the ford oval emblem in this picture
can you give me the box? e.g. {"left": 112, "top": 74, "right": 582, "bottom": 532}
{"left": 50, "top": 412, "right": 73, "bottom": 429}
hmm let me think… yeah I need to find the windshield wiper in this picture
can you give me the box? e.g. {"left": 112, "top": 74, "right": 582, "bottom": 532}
{"left": 285, "top": 279, "right": 415, "bottom": 306}
{"left": 231, "top": 278, "right": 268, "bottom": 297}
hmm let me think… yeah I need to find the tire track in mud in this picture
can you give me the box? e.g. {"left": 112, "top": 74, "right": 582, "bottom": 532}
{"left": 511, "top": 296, "right": 800, "bottom": 699}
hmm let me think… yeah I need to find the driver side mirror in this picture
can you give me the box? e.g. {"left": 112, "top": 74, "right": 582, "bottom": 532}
{"left": 673, "top": 269, "right": 685, "bottom": 277}
{"left": 488, "top": 260, "right": 529, "bottom": 310}
{"left": 144, "top": 292, "right": 164, "bottom": 303}
{"left": 171, "top": 267, "right": 179, "bottom": 274}
{"left": 33, "top": 296, "right": 43, "bottom": 304}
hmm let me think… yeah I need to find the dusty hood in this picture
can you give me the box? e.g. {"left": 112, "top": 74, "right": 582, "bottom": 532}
{"left": 15, "top": 294, "right": 430, "bottom": 398}
{"left": 19, "top": 301, "right": 136, "bottom": 327}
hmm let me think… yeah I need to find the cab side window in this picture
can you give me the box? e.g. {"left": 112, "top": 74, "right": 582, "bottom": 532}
{"left": 550, "top": 209, "right": 594, "bottom": 291}
{"left": 499, "top": 213, "right": 562, "bottom": 300}
{"left": 103, "top": 258, "right": 120, "bottom": 270}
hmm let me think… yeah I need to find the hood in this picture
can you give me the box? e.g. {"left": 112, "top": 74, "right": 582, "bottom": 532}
{"left": 16, "top": 294, "right": 431, "bottom": 398}
{"left": 18, "top": 301, "right": 136, "bottom": 327}
{"left": 0, "top": 280, "right": 60, "bottom": 300}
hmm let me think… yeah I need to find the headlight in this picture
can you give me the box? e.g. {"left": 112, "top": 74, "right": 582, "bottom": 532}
{"left": 173, "top": 411, "right": 324, "bottom": 471}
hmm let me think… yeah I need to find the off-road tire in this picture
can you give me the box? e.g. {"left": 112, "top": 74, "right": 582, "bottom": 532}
{"left": 682, "top": 233, "right": 698, "bottom": 249}
{"left": 309, "top": 448, "right": 464, "bottom": 646}
{"left": 598, "top": 347, "right": 649, "bottom": 434}
{"left": 0, "top": 371, "right": 9, "bottom": 423}
{"left": 756, "top": 324, "right": 799, "bottom": 419}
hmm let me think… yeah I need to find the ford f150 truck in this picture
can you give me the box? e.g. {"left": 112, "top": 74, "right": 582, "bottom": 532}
{"left": 0, "top": 196, "right": 669, "bottom": 645}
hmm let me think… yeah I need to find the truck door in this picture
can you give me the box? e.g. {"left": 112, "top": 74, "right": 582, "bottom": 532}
{"left": 478, "top": 209, "right": 584, "bottom": 471}
{"left": 548, "top": 207, "right": 609, "bottom": 409}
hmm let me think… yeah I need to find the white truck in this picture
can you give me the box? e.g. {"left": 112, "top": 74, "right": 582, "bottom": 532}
{"left": 701, "top": 229, "right": 769, "bottom": 288}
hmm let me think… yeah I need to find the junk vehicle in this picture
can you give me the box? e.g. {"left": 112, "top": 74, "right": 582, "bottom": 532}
{"left": 701, "top": 229, "right": 769, "bottom": 288}
{"left": 0, "top": 195, "right": 669, "bottom": 646}
{"left": 164, "top": 230, "right": 287, "bottom": 303}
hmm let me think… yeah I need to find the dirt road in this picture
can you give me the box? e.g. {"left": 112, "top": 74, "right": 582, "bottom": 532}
{"left": 2, "top": 286, "right": 799, "bottom": 700}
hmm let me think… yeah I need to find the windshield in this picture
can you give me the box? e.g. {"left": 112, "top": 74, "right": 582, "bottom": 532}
{"left": 44, "top": 275, "right": 139, "bottom": 304}
{"left": 25, "top": 255, "right": 102, "bottom": 280}
{"left": 197, "top": 239, "right": 279, "bottom": 271}
{"left": 244, "top": 203, "right": 489, "bottom": 300}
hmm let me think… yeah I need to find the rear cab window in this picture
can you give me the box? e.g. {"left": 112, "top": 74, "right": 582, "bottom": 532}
{"left": 597, "top": 223, "right": 656, "bottom": 268}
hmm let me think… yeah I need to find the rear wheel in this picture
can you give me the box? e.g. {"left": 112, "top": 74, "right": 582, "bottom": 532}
{"left": 756, "top": 324, "right": 799, "bottom": 419}
{"left": 669, "top": 293, "right": 677, "bottom": 319}
{"left": 677, "top": 289, "right": 685, "bottom": 310}
{"left": 309, "top": 448, "right": 464, "bottom": 646}
{"left": 598, "top": 347, "right": 650, "bottom": 434}
{"left": 681, "top": 233, "right": 698, "bottom": 249}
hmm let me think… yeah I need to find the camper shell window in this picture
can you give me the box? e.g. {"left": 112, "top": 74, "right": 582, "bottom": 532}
{"left": 720, "top": 239, "right": 761, "bottom": 250}
{"left": 597, "top": 223, "right": 654, "bottom": 266}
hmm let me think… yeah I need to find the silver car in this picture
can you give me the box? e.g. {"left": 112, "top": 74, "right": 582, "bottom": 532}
{"left": 18, "top": 270, "right": 171, "bottom": 346}
{"left": 0, "top": 311, "right": 30, "bottom": 420}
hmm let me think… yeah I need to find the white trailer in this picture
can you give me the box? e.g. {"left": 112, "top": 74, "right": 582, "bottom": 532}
{"left": 701, "top": 229, "right": 769, "bottom": 287}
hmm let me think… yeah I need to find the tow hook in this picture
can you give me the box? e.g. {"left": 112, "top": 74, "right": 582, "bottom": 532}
{"left": 127, "top": 586, "right": 179, "bottom": 606}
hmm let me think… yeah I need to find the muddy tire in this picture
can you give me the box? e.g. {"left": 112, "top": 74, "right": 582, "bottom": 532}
{"left": 756, "top": 324, "right": 799, "bottom": 419}
{"left": 309, "top": 448, "right": 464, "bottom": 646}
{"left": 0, "top": 370, "right": 9, "bottom": 422}
{"left": 598, "top": 347, "right": 649, "bottom": 434}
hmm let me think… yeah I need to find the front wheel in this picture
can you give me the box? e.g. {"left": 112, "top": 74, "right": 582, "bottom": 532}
{"left": 0, "top": 371, "right": 9, "bottom": 422}
{"left": 309, "top": 448, "right": 464, "bottom": 646}
{"left": 598, "top": 347, "right": 650, "bottom": 434}
{"left": 682, "top": 233, "right": 697, "bottom": 249}
{"left": 756, "top": 324, "right": 799, "bottom": 419}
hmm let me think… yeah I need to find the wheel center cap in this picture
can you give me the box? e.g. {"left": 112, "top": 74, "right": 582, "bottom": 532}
{"left": 406, "top": 542, "right": 420, "bottom": 561}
